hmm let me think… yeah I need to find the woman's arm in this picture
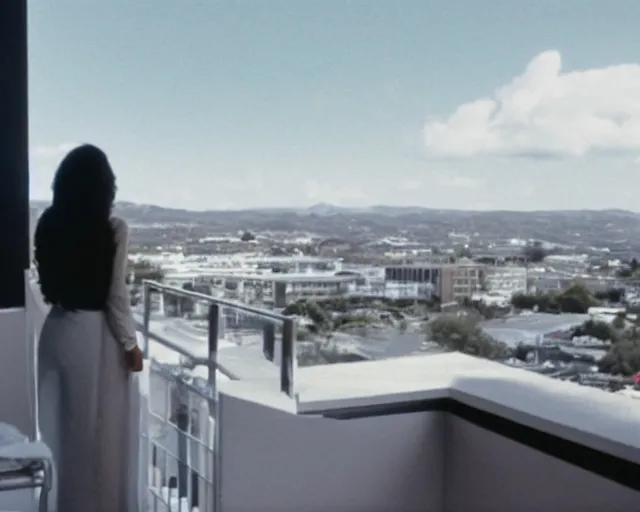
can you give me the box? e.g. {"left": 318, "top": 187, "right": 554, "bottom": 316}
{"left": 106, "top": 216, "right": 138, "bottom": 351}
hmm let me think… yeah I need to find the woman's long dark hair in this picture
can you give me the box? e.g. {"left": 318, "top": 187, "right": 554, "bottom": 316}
{"left": 35, "top": 144, "right": 118, "bottom": 309}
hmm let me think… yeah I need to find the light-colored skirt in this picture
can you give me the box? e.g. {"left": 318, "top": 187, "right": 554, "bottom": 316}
{"left": 37, "top": 307, "right": 141, "bottom": 512}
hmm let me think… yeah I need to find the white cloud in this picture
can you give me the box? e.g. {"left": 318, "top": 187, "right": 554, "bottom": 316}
{"left": 424, "top": 50, "right": 640, "bottom": 159}
{"left": 33, "top": 142, "right": 79, "bottom": 158}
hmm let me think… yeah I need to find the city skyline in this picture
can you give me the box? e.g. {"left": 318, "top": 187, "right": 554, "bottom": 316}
{"left": 28, "top": 0, "right": 640, "bottom": 211}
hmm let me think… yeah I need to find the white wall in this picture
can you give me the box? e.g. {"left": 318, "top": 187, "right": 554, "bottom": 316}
{"left": 0, "top": 308, "right": 31, "bottom": 435}
{"left": 217, "top": 391, "right": 640, "bottom": 512}
{"left": 26, "top": 274, "right": 48, "bottom": 439}
{"left": 218, "top": 393, "right": 444, "bottom": 512}
{"left": 445, "top": 416, "right": 640, "bottom": 512}
{"left": 0, "top": 307, "right": 38, "bottom": 511}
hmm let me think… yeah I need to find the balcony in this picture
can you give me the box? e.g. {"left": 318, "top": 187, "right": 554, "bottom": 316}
{"left": 1, "top": 2, "right": 640, "bottom": 509}
{"left": 0, "top": 273, "right": 639, "bottom": 511}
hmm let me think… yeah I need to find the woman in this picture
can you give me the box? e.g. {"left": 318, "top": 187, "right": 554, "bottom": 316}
{"left": 35, "top": 144, "right": 144, "bottom": 512}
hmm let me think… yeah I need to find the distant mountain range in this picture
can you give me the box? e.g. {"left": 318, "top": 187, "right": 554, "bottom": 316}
{"left": 31, "top": 200, "right": 640, "bottom": 257}
{"left": 31, "top": 199, "right": 639, "bottom": 219}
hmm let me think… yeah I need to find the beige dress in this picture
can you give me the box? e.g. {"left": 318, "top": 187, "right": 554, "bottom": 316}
{"left": 37, "top": 217, "right": 141, "bottom": 512}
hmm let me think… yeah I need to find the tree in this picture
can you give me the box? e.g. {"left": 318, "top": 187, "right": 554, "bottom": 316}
{"left": 513, "top": 343, "right": 535, "bottom": 362}
{"left": 594, "top": 288, "right": 624, "bottom": 304}
{"left": 598, "top": 338, "right": 640, "bottom": 376}
{"left": 282, "top": 299, "right": 331, "bottom": 330}
{"left": 180, "top": 282, "right": 195, "bottom": 315}
{"left": 572, "top": 319, "right": 617, "bottom": 342}
{"left": 617, "top": 266, "right": 633, "bottom": 278}
{"left": 427, "top": 314, "right": 510, "bottom": 360}
{"left": 511, "top": 283, "right": 596, "bottom": 314}
{"left": 511, "top": 293, "right": 540, "bottom": 310}
{"left": 523, "top": 241, "right": 547, "bottom": 263}
{"left": 456, "top": 246, "right": 473, "bottom": 259}
{"left": 556, "top": 294, "right": 588, "bottom": 314}
{"left": 611, "top": 288, "right": 626, "bottom": 303}
{"left": 283, "top": 299, "right": 308, "bottom": 316}
{"left": 612, "top": 312, "right": 626, "bottom": 330}
{"left": 128, "top": 259, "right": 165, "bottom": 285}
{"left": 594, "top": 316, "right": 640, "bottom": 376}
{"left": 306, "top": 301, "right": 331, "bottom": 329}
{"left": 557, "top": 283, "right": 597, "bottom": 313}
{"left": 475, "top": 303, "right": 502, "bottom": 319}
{"left": 300, "top": 244, "right": 319, "bottom": 256}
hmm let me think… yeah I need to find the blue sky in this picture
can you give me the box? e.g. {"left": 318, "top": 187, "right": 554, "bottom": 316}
{"left": 28, "top": 0, "right": 640, "bottom": 210}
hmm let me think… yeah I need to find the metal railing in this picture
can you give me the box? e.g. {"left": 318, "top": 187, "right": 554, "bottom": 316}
{"left": 144, "top": 361, "right": 215, "bottom": 512}
{"left": 140, "top": 280, "right": 297, "bottom": 511}
{"left": 141, "top": 280, "right": 297, "bottom": 396}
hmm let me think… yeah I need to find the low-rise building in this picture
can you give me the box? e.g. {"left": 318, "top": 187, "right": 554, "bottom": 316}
{"left": 484, "top": 265, "right": 527, "bottom": 296}
{"left": 384, "top": 261, "right": 485, "bottom": 302}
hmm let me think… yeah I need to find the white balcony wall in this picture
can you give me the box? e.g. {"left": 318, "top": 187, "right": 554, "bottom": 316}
{"left": 445, "top": 416, "right": 640, "bottom": 511}
{"left": 0, "top": 276, "right": 42, "bottom": 511}
{"left": 217, "top": 374, "right": 640, "bottom": 512}
{"left": 0, "top": 308, "right": 36, "bottom": 511}
{"left": 0, "top": 308, "right": 30, "bottom": 434}
{"left": 217, "top": 390, "right": 444, "bottom": 512}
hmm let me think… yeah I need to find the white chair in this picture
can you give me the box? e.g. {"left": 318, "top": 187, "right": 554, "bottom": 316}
{"left": 0, "top": 424, "right": 52, "bottom": 512}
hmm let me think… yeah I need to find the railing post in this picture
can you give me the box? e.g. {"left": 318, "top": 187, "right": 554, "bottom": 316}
{"left": 281, "top": 318, "right": 296, "bottom": 396}
{"left": 262, "top": 322, "right": 275, "bottom": 362}
{"left": 208, "top": 303, "right": 220, "bottom": 408}
{"left": 176, "top": 382, "right": 190, "bottom": 501}
{"left": 208, "top": 303, "right": 220, "bottom": 512}
{"left": 142, "top": 282, "right": 151, "bottom": 359}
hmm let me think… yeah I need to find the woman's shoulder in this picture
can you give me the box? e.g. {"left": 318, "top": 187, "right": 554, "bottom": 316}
{"left": 109, "top": 216, "right": 130, "bottom": 239}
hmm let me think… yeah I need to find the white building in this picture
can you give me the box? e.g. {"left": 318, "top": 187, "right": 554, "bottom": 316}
{"left": 484, "top": 265, "right": 527, "bottom": 296}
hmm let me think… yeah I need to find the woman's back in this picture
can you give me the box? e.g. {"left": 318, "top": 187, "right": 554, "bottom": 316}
{"left": 35, "top": 206, "right": 115, "bottom": 311}
{"left": 36, "top": 144, "right": 141, "bottom": 511}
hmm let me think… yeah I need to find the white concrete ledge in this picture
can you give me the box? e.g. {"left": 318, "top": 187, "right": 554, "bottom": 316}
{"left": 220, "top": 352, "right": 640, "bottom": 465}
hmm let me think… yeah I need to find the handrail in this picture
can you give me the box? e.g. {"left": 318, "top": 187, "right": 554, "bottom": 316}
{"left": 134, "top": 319, "right": 209, "bottom": 366}
{"left": 141, "top": 279, "right": 296, "bottom": 397}
{"left": 143, "top": 280, "right": 290, "bottom": 321}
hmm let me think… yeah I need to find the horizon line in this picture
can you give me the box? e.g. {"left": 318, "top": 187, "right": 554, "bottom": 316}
{"left": 28, "top": 199, "right": 640, "bottom": 215}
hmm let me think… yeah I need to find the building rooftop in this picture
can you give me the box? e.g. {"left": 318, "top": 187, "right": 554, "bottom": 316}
{"left": 386, "top": 261, "right": 484, "bottom": 269}
{"left": 167, "top": 270, "right": 358, "bottom": 283}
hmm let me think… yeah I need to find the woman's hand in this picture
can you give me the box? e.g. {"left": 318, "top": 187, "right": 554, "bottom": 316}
{"left": 125, "top": 346, "right": 144, "bottom": 372}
